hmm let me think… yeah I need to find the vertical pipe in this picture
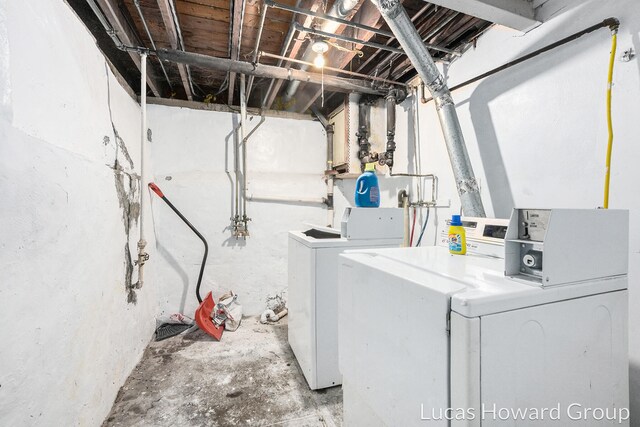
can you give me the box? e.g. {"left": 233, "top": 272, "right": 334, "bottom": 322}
{"left": 246, "top": 4, "right": 269, "bottom": 100}
{"left": 356, "top": 98, "right": 374, "bottom": 166}
{"left": 326, "top": 124, "right": 335, "bottom": 227}
{"left": 240, "top": 74, "right": 249, "bottom": 229}
{"left": 373, "top": 0, "right": 486, "bottom": 217}
{"left": 137, "top": 53, "right": 148, "bottom": 287}
{"left": 234, "top": 117, "right": 241, "bottom": 223}
{"left": 403, "top": 197, "right": 410, "bottom": 247}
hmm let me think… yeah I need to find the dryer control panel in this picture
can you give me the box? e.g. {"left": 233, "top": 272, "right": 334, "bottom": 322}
{"left": 505, "top": 208, "right": 628, "bottom": 287}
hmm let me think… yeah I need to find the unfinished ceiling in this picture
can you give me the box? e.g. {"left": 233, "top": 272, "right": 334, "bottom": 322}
{"left": 69, "top": 0, "right": 494, "bottom": 113}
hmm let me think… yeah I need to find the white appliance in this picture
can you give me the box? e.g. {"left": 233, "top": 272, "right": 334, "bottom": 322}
{"left": 288, "top": 208, "right": 404, "bottom": 390}
{"left": 339, "top": 209, "right": 629, "bottom": 426}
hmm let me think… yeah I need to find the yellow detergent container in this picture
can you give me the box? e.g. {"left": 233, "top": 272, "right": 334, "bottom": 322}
{"left": 448, "top": 214, "right": 466, "bottom": 255}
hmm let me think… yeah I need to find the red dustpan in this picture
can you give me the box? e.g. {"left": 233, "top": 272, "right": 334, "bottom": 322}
{"left": 195, "top": 292, "right": 224, "bottom": 340}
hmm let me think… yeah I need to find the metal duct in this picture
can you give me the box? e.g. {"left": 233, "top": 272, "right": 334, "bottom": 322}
{"left": 282, "top": 0, "right": 360, "bottom": 103}
{"left": 373, "top": 0, "right": 486, "bottom": 217}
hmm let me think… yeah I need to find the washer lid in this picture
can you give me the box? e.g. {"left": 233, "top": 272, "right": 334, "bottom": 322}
{"left": 289, "top": 230, "right": 402, "bottom": 249}
{"left": 342, "top": 246, "right": 627, "bottom": 317}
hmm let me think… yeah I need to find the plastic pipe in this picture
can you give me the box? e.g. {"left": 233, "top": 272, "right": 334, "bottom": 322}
{"left": 137, "top": 53, "right": 149, "bottom": 287}
{"left": 603, "top": 29, "right": 618, "bottom": 209}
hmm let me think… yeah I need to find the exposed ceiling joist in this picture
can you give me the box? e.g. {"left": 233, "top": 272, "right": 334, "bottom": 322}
{"left": 425, "top": 0, "right": 539, "bottom": 31}
{"left": 94, "top": 0, "right": 161, "bottom": 96}
{"left": 156, "top": 0, "right": 193, "bottom": 101}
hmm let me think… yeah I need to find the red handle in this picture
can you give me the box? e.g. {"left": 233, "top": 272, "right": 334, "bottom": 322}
{"left": 148, "top": 182, "right": 165, "bottom": 198}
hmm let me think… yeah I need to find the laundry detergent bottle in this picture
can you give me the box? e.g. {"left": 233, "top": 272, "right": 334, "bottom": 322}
{"left": 448, "top": 214, "right": 467, "bottom": 255}
{"left": 354, "top": 162, "right": 380, "bottom": 207}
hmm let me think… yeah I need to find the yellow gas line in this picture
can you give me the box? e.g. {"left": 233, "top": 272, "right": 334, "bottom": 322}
{"left": 603, "top": 30, "right": 617, "bottom": 209}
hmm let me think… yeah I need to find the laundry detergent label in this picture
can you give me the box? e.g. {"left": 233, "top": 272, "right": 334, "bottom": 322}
{"left": 449, "top": 233, "right": 463, "bottom": 252}
{"left": 369, "top": 186, "right": 379, "bottom": 203}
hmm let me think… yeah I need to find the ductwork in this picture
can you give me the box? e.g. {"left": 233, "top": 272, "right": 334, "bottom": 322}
{"left": 282, "top": 0, "right": 360, "bottom": 104}
{"left": 372, "top": 0, "right": 486, "bottom": 217}
{"left": 378, "top": 88, "right": 406, "bottom": 171}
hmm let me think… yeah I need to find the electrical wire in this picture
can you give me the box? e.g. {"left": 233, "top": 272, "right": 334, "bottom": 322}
{"left": 409, "top": 206, "right": 417, "bottom": 246}
{"left": 415, "top": 206, "right": 430, "bottom": 247}
{"left": 603, "top": 29, "right": 618, "bottom": 209}
{"left": 326, "top": 40, "right": 363, "bottom": 57}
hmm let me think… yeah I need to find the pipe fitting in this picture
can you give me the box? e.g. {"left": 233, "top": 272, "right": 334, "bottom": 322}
{"left": 379, "top": 88, "right": 404, "bottom": 169}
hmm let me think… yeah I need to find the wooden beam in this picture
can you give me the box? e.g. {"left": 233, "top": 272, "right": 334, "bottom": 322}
{"left": 156, "top": 0, "right": 194, "bottom": 101}
{"left": 228, "top": 0, "right": 245, "bottom": 105}
{"left": 95, "top": 0, "right": 161, "bottom": 96}
{"left": 426, "top": 0, "right": 539, "bottom": 31}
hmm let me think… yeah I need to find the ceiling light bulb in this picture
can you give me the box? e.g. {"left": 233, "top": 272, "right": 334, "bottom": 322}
{"left": 314, "top": 53, "right": 325, "bottom": 68}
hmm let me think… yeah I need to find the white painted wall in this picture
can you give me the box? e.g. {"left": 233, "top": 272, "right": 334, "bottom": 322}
{"left": 361, "top": 0, "right": 640, "bottom": 421}
{"left": 0, "top": 1, "right": 157, "bottom": 425}
{"left": 148, "top": 105, "right": 327, "bottom": 316}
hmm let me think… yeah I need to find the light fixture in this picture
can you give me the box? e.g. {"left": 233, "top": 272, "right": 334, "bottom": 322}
{"left": 311, "top": 38, "right": 328, "bottom": 69}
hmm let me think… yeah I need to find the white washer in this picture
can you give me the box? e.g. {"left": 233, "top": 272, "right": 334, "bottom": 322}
{"left": 338, "top": 210, "right": 629, "bottom": 426}
{"left": 288, "top": 208, "right": 404, "bottom": 390}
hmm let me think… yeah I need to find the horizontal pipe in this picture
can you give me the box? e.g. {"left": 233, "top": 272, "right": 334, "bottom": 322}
{"left": 295, "top": 23, "right": 404, "bottom": 54}
{"left": 421, "top": 17, "right": 621, "bottom": 103}
{"left": 247, "top": 194, "right": 327, "bottom": 205}
{"left": 265, "top": 0, "right": 394, "bottom": 38}
{"left": 260, "top": 52, "right": 407, "bottom": 86}
{"left": 295, "top": 22, "right": 459, "bottom": 57}
{"left": 155, "top": 49, "right": 384, "bottom": 95}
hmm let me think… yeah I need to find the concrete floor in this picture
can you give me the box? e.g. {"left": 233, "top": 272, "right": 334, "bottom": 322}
{"left": 103, "top": 316, "right": 343, "bottom": 426}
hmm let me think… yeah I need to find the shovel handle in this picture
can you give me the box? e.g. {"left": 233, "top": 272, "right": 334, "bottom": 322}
{"left": 148, "top": 182, "right": 165, "bottom": 198}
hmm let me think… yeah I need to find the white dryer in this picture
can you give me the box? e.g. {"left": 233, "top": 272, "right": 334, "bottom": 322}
{"left": 338, "top": 209, "right": 629, "bottom": 426}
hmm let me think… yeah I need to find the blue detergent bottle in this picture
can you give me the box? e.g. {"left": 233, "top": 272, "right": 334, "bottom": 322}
{"left": 355, "top": 162, "right": 380, "bottom": 207}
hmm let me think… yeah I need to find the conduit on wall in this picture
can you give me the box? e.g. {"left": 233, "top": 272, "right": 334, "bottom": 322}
{"left": 373, "top": 0, "right": 486, "bottom": 217}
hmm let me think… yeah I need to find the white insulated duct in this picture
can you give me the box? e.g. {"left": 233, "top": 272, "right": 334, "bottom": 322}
{"left": 282, "top": 0, "right": 360, "bottom": 102}
{"left": 373, "top": 0, "right": 486, "bottom": 217}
